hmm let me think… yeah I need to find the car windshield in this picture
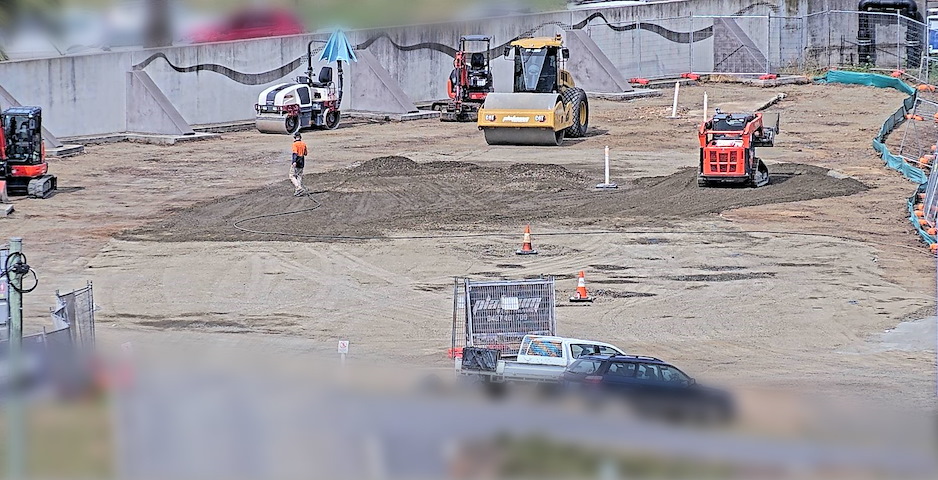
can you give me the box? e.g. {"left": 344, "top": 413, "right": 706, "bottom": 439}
{"left": 514, "top": 48, "right": 556, "bottom": 93}
{"left": 571, "top": 344, "right": 622, "bottom": 358}
{"left": 713, "top": 116, "right": 747, "bottom": 131}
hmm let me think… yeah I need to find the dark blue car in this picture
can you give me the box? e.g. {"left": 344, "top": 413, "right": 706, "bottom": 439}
{"left": 562, "top": 354, "right": 734, "bottom": 423}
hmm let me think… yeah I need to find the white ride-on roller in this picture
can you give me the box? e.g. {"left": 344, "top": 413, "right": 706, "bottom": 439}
{"left": 255, "top": 42, "right": 346, "bottom": 134}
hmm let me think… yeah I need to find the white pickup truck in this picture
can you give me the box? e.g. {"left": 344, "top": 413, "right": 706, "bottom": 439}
{"left": 457, "top": 335, "right": 625, "bottom": 384}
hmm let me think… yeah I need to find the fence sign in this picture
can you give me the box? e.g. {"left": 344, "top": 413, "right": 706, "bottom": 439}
{"left": 453, "top": 277, "right": 557, "bottom": 355}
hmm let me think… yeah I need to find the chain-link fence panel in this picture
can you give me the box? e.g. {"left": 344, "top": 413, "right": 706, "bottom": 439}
{"left": 586, "top": 16, "right": 696, "bottom": 80}
{"left": 923, "top": 162, "right": 938, "bottom": 228}
{"left": 898, "top": 98, "right": 938, "bottom": 174}
{"left": 816, "top": 11, "right": 925, "bottom": 71}
{"left": 702, "top": 15, "right": 771, "bottom": 75}
{"left": 918, "top": 56, "right": 938, "bottom": 85}
{"left": 900, "top": 15, "right": 926, "bottom": 72}
{"left": 581, "top": 10, "right": 925, "bottom": 81}
{"left": 769, "top": 16, "right": 806, "bottom": 73}
{"left": 51, "top": 282, "right": 95, "bottom": 353}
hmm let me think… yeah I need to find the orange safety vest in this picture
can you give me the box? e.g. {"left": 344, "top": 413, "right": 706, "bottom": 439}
{"left": 292, "top": 140, "right": 308, "bottom": 157}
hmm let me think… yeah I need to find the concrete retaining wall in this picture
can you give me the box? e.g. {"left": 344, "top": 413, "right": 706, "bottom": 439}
{"left": 0, "top": 0, "right": 880, "bottom": 139}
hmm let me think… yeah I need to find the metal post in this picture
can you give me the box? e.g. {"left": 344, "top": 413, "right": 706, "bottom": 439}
{"left": 688, "top": 16, "right": 694, "bottom": 74}
{"left": 802, "top": 16, "right": 808, "bottom": 71}
{"left": 669, "top": 82, "right": 681, "bottom": 118}
{"left": 6, "top": 237, "right": 24, "bottom": 480}
{"left": 824, "top": 12, "right": 833, "bottom": 68}
{"left": 596, "top": 146, "right": 618, "bottom": 189}
{"left": 766, "top": 14, "right": 772, "bottom": 74}
{"left": 636, "top": 25, "right": 642, "bottom": 76}
{"left": 604, "top": 147, "right": 611, "bottom": 185}
{"left": 898, "top": 13, "right": 902, "bottom": 72}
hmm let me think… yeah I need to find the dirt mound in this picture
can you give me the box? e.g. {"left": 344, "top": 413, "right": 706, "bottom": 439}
{"left": 124, "top": 159, "right": 867, "bottom": 242}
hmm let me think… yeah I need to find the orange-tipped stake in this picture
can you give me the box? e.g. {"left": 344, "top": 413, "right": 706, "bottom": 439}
{"left": 569, "top": 271, "right": 595, "bottom": 303}
{"left": 515, "top": 225, "right": 539, "bottom": 255}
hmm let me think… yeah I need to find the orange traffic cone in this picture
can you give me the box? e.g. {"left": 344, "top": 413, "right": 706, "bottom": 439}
{"left": 569, "top": 271, "right": 594, "bottom": 303}
{"left": 515, "top": 225, "right": 538, "bottom": 255}
{"left": 0, "top": 180, "right": 8, "bottom": 204}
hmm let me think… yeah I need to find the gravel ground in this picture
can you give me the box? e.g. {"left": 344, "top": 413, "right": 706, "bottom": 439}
{"left": 2, "top": 82, "right": 934, "bottom": 409}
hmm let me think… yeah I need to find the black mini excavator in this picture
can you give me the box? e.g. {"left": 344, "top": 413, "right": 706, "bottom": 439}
{"left": 441, "top": 35, "right": 494, "bottom": 122}
{"left": 1, "top": 106, "right": 57, "bottom": 199}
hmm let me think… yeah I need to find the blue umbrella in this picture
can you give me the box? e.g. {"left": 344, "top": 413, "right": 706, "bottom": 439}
{"left": 319, "top": 29, "right": 358, "bottom": 63}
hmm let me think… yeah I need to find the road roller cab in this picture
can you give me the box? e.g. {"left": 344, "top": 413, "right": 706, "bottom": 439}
{"left": 478, "top": 34, "right": 589, "bottom": 146}
{"left": 255, "top": 67, "right": 341, "bottom": 134}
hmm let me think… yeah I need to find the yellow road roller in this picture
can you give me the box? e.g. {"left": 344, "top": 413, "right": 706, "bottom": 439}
{"left": 477, "top": 34, "right": 589, "bottom": 146}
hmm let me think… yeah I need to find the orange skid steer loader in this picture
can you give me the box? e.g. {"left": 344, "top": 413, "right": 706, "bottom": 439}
{"left": 697, "top": 110, "right": 778, "bottom": 188}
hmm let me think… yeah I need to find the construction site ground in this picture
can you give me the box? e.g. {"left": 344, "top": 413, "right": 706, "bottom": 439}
{"left": 5, "top": 83, "right": 936, "bottom": 409}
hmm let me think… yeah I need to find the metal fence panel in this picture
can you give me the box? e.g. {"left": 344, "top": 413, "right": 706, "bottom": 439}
{"left": 770, "top": 16, "right": 806, "bottom": 73}
{"left": 454, "top": 277, "right": 556, "bottom": 355}
{"left": 919, "top": 56, "right": 938, "bottom": 85}
{"left": 705, "top": 15, "right": 771, "bottom": 75}
{"left": 587, "top": 16, "right": 696, "bottom": 80}
{"left": 581, "top": 10, "right": 925, "bottom": 80}
{"left": 51, "top": 282, "right": 95, "bottom": 353}
{"left": 924, "top": 164, "right": 938, "bottom": 228}
{"left": 809, "top": 11, "right": 926, "bottom": 71}
{"left": 898, "top": 98, "right": 938, "bottom": 171}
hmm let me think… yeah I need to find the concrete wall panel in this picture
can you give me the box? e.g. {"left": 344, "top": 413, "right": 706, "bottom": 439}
{"left": 0, "top": 1, "right": 869, "bottom": 138}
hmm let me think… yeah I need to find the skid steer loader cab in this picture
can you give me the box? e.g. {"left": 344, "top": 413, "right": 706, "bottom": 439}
{"left": 697, "top": 112, "right": 775, "bottom": 188}
{"left": 478, "top": 35, "right": 588, "bottom": 146}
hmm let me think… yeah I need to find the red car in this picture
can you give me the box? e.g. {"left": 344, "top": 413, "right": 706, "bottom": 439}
{"left": 190, "top": 10, "right": 304, "bottom": 43}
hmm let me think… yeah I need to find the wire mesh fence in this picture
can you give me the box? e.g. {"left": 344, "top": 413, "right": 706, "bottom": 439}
{"left": 52, "top": 282, "right": 96, "bottom": 354}
{"left": 452, "top": 277, "right": 556, "bottom": 356}
{"left": 586, "top": 16, "right": 697, "bottom": 80}
{"left": 898, "top": 98, "right": 938, "bottom": 173}
{"left": 923, "top": 165, "right": 938, "bottom": 229}
{"left": 0, "top": 282, "right": 97, "bottom": 396}
{"left": 707, "top": 15, "right": 772, "bottom": 75}
{"left": 584, "top": 10, "right": 927, "bottom": 80}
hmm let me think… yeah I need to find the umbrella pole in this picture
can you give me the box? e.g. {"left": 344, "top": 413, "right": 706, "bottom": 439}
{"left": 306, "top": 40, "right": 315, "bottom": 80}
{"left": 337, "top": 60, "right": 344, "bottom": 110}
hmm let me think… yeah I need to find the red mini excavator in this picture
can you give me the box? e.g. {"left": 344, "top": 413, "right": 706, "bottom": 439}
{"left": 0, "top": 106, "right": 56, "bottom": 199}
{"left": 442, "top": 35, "right": 494, "bottom": 122}
{"left": 697, "top": 110, "right": 778, "bottom": 188}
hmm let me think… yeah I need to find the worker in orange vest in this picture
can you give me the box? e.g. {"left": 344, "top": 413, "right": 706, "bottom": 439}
{"left": 290, "top": 133, "right": 308, "bottom": 196}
